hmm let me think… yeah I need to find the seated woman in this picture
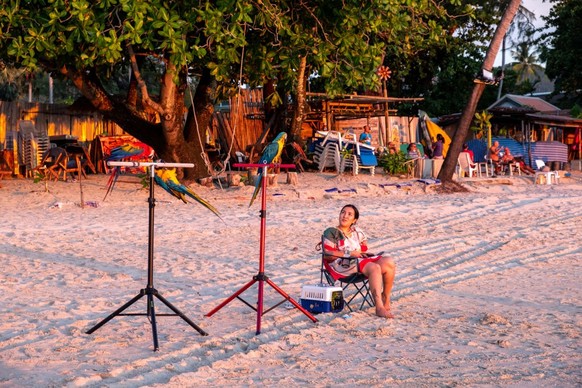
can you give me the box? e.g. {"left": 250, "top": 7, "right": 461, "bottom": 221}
{"left": 499, "top": 147, "right": 516, "bottom": 174}
{"left": 462, "top": 143, "right": 475, "bottom": 163}
{"left": 322, "top": 204, "right": 396, "bottom": 318}
{"left": 407, "top": 143, "right": 421, "bottom": 159}
{"left": 501, "top": 147, "right": 514, "bottom": 164}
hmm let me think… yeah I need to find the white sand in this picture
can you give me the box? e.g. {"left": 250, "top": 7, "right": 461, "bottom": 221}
{"left": 0, "top": 170, "right": 581, "bottom": 387}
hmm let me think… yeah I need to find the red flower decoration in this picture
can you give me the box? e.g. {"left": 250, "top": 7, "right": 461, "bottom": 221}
{"left": 377, "top": 66, "right": 392, "bottom": 81}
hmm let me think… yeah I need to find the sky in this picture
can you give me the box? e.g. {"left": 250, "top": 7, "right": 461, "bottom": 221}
{"left": 493, "top": 0, "right": 554, "bottom": 67}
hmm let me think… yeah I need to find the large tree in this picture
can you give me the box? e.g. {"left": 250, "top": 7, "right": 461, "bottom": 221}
{"left": 0, "top": 0, "right": 446, "bottom": 179}
{"left": 438, "top": 0, "right": 522, "bottom": 189}
{"left": 539, "top": 0, "right": 582, "bottom": 102}
{"left": 1, "top": 1, "right": 495, "bottom": 180}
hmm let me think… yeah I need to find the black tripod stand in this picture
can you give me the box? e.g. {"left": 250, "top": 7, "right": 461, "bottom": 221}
{"left": 86, "top": 161, "right": 207, "bottom": 351}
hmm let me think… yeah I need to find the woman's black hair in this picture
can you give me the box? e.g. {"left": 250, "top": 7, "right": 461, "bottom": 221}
{"left": 341, "top": 204, "right": 359, "bottom": 220}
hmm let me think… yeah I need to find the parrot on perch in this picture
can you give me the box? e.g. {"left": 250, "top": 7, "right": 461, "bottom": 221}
{"left": 154, "top": 168, "right": 221, "bottom": 218}
{"left": 249, "top": 132, "right": 287, "bottom": 207}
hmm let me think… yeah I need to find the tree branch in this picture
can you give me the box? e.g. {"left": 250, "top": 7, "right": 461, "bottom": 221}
{"left": 126, "top": 43, "right": 166, "bottom": 118}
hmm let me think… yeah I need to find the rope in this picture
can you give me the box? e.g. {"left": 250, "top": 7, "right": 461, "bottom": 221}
{"left": 189, "top": 23, "right": 247, "bottom": 178}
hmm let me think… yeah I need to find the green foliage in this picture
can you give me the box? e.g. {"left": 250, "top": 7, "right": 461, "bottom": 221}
{"left": 0, "top": 0, "right": 520, "bottom": 178}
{"left": 470, "top": 111, "right": 492, "bottom": 145}
{"left": 378, "top": 151, "right": 409, "bottom": 175}
{"left": 539, "top": 0, "right": 582, "bottom": 97}
{"left": 571, "top": 104, "right": 582, "bottom": 119}
{"left": 511, "top": 41, "right": 543, "bottom": 84}
{"left": 33, "top": 170, "right": 45, "bottom": 184}
{"left": 340, "top": 147, "right": 353, "bottom": 160}
{"left": 32, "top": 171, "right": 49, "bottom": 192}
{"left": 0, "top": 0, "right": 482, "bottom": 107}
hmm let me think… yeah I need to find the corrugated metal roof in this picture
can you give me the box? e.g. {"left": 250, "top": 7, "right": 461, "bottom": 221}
{"left": 526, "top": 113, "right": 582, "bottom": 127}
{"left": 487, "top": 94, "right": 560, "bottom": 113}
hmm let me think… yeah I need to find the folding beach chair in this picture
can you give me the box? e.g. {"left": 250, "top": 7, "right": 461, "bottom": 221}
{"left": 317, "top": 237, "right": 375, "bottom": 312}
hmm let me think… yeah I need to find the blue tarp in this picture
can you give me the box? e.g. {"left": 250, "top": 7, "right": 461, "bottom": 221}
{"left": 530, "top": 141, "right": 568, "bottom": 163}
{"left": 467, "top": 138, "right": 567, "bottom": 166}
{"left": 495, "top": 138, "right": 526, "bottom": 159}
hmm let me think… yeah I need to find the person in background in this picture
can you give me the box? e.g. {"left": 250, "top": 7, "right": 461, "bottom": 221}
{"left": 514, "top": 156, "right": 536, "bottom": 175}
{"left": 501, "top": 147, "right": 515, "bottom": 164}
{"left": 462, "top": 143, "right": 474, "bottom": 162}
{"left": 432, "top": 134, "right": 445, "bottom": 159}
{"left": 407, "top": 143, "right": 421, "bottom": 159}
{"left": 359, "top": 125, "right": 372, "bottom": 145}
{"left": 489, "top": 140, "right": 501, "bottom": 175}
{"left": 387, "top": 142, "right": 398, "bottom": 154}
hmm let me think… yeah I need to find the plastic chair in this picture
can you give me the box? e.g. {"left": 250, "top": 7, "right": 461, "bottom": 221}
{"left": 534, "top": 160, "right": 559, "bottom": 185}
{"left": 508, "top": 162, "right": 521, "bottom": 176}
{"left": 317, "top": 237, "right": 375, "bottom": 312}
{"left": 457, "top": 152, "right": 478, "bottom": 177}
{"left": 477, "top": 154, "right": 490, "bottom": 177}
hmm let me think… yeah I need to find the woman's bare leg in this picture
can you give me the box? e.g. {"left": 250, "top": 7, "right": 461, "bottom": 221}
{"left": 363, "top": 263, "right": 393, "bottom": 318}
{"left": 379, "top": 257, "right": 396, "bottom": 309}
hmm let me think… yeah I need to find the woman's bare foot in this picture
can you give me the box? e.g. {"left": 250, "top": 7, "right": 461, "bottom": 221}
{"left": 375, "top": 306, "right": 394, "bottom": 319}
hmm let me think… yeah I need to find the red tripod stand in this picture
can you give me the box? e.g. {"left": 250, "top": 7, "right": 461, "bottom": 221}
{"left": 206, "top": 163, "right": 317, "bottom": 334}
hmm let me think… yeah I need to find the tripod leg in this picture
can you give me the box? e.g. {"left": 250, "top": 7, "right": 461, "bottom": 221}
{"left": 256, "top": 279, "right": 264, "bottom": 335}
{"left": 205, "top": 278, "right": 257, "bottom": 317}
{"left": 147, "top": 293, "right": 160, "bottom": 351}
{"left": 86, "top": 291, "right": 146, "bottom": 334}
{"left": 154, "top": 293, "right": 208, "bottom": 336}
{"left": 266, "top": 278, "right": 317, "bottom": 323}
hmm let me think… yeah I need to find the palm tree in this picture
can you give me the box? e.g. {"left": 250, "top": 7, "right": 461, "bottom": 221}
{"left": 511, "top": 41, "right": 544, "bottom": 84}
{"left": 497, "top": 4, "right": 536, "bottom": 99}
{"left": 439, "top": 0, "right": 522, "bottom": 189}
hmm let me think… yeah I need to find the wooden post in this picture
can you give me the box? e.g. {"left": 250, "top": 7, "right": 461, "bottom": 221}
{"left": 383, "top": 80, "right": 389, "bottom": 147}
{"left": 267, "top": 173, "right": 278, "bottom": 187}
{"left": 286, "top": 172, "right": 298, "bottom": 185}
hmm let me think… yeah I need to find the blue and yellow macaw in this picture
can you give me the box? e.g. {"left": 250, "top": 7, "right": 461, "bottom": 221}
{"left": 154, "top": 168, "right": 221, "bottom": 218}
{"left": 103, "top": 142, "right": 154, "bottom": 201}
{"left": 249, "top": 132, "right": 287, "bottom": 207}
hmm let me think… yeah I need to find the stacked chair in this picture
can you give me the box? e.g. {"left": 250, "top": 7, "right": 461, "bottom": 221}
{"left": 17, "top": 121, "right": 50, "bottom": 177}
{"left": 313, "top": 131, "right": 377, "bottom": 175}
{"left": 313, "top": 132, "right": 342, "bottom": 172}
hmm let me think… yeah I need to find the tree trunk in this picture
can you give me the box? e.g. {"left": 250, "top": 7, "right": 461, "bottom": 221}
{"left": 290, "top": 56, "right": 307, "bottom": 143}
{"left": 438, "top": 0, "right": 522, "bottom": 188}
{"left": 182, "top": 68, "right": 216, "bottom": 181}
{"left": 62, "top": 63, "right": 214, "bottom": 182}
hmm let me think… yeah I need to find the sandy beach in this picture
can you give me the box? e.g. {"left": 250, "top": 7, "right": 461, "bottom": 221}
{"left": 0, "top": 170, "right": 581, "bottom": 387}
